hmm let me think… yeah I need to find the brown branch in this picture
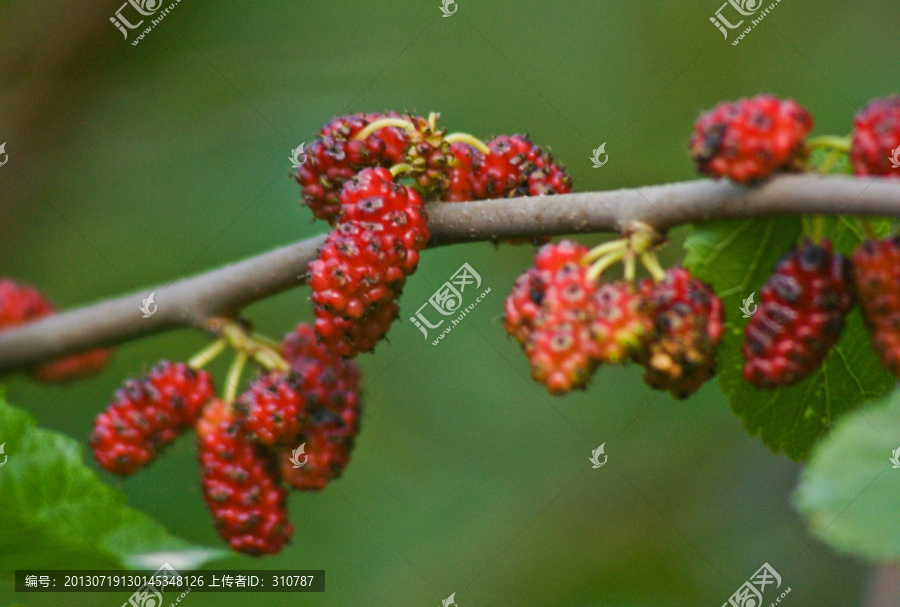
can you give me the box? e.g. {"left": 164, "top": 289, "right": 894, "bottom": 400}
{"left": 1, "top": 174, "right": 899, "bottom": 374}
{"left": 864, "top": 563, "right": 900, "bottom": 607}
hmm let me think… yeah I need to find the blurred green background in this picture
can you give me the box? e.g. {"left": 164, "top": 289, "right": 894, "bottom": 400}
{"left": 0, "top": 1, "right": 896, "bottom": 605}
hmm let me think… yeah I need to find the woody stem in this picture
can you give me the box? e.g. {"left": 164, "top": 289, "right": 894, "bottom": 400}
{"left": 5, "top": 176, "right": 900, "bottom": 375}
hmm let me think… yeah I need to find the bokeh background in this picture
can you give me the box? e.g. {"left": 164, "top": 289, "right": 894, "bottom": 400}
{"left": 0, "top": 1, "right": 896, "bottom": 605}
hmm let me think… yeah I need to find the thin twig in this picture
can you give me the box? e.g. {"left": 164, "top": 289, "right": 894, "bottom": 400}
{"left": 1, "top": 175, "right": 899, "bottom": 374}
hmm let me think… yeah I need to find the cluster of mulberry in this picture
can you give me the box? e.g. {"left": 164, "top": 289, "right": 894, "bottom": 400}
{"left": 690, "top": 94, "right": 900, "bottom": 387}
{"left": 505, "top": 239, "right": 723, "bottom": 399}
{"left": 6, "top": 92, "right": 900, "bottom": 558}
{"left": 298, "top": 113, "right": 573, "bottom": 358}
{"left": 742, "top": 234, "right": 900, "bottom": 388}
{"left": 87, "top": 322, "right": 361, "bottom": 555}
{"left": 691, "top": 93, "right": 900, "bottom": 181}
{"left": 0, "top": 111, "right": 571, "bottom": 556}
{"left": 502, "top": 93, "right": 900, "bottom": 394}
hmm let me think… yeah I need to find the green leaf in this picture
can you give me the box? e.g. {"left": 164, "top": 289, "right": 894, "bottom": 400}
{"left": 807, "top": 146, "right": 852, "bottom": 175}
{"left": 0, "top": 392, "right": 227, "bottom": 579}
{"left": 793, "top": 390, "right": 900, "bottom": 561}
{"left": 684, "top": 217, "right": 894, "bottom": 461}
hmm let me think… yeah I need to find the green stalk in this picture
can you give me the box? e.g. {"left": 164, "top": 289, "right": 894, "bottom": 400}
{"left": 640, "top": 252, "right": 666, "bottom": 282}
{"left": 223, "top": 352, "right": 248, "bottom": 406}
{"left": 807, "top": 135, "right": 851, "bottom": 153}
{"left": 188, "top": 338, "right": 227, "bottom": 370}
{"left": 587, "top": 250, "right": 625, "bottom": 282}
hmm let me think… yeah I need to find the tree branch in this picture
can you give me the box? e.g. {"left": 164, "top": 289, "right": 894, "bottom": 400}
{"left": 864, "top": 563, "right": 900, "bottom": 607}
{"left": 1, "top": 174, "right": 899, "bottom": 374}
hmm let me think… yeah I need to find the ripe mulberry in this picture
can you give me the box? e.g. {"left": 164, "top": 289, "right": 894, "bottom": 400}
{"left": 278, "top": 322, "right": 362, "bottom": 491}
{"left": 851, "top": 96, "right": 900, "bottom": 177}
{"left": 30, "top": 349, "right": 112, "bottom": 384}
{"left": 743, "top": 240, "right": 855, "bottom": 388}
{"left": 281, "top": 323, "right": 362, "bottom": 415}
{"left": 470, "top": 134, "right": 571, "bottom": 199}
{"left": 197, "top": 399, "right": 293, "bottom": 555}
{"left": 280, "top": 423, "right": 355, "bottom": 492}
{"left": 91, "top": 362, "right": 215, "bottom": 475}
{"left": 314, "top": 300, "right": 399, "bottom": 358}
{"left": 524, "top": 245, "right": 599, "bottom": 394}
{"left": 234, "top": 371, "right": 307, "bottom": 447}
{"left": 444, "top": 142, "right": 485, "bottom": 202}
{"left": 504, "top": 240, "right": 588, "bottom": 345}
{"left": 295, "top": 112, "right": 412, "bottom": 222}
{"left": 852, "top": 236, "right": 900, "bottom": 375}
{"left": 296, "top": 113, "right": 450, "bottom": 221}
{"left": 308, "top": 221, "right": 408, "bottom": 319}
{"left": 310, "top": 168, "right": 428, "bottom": 356}
{"left": 0, "top": 278, "right": 112, "bottom": 383}
{"left": 690, "top": 95, "right": 813, "bottom": 183}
